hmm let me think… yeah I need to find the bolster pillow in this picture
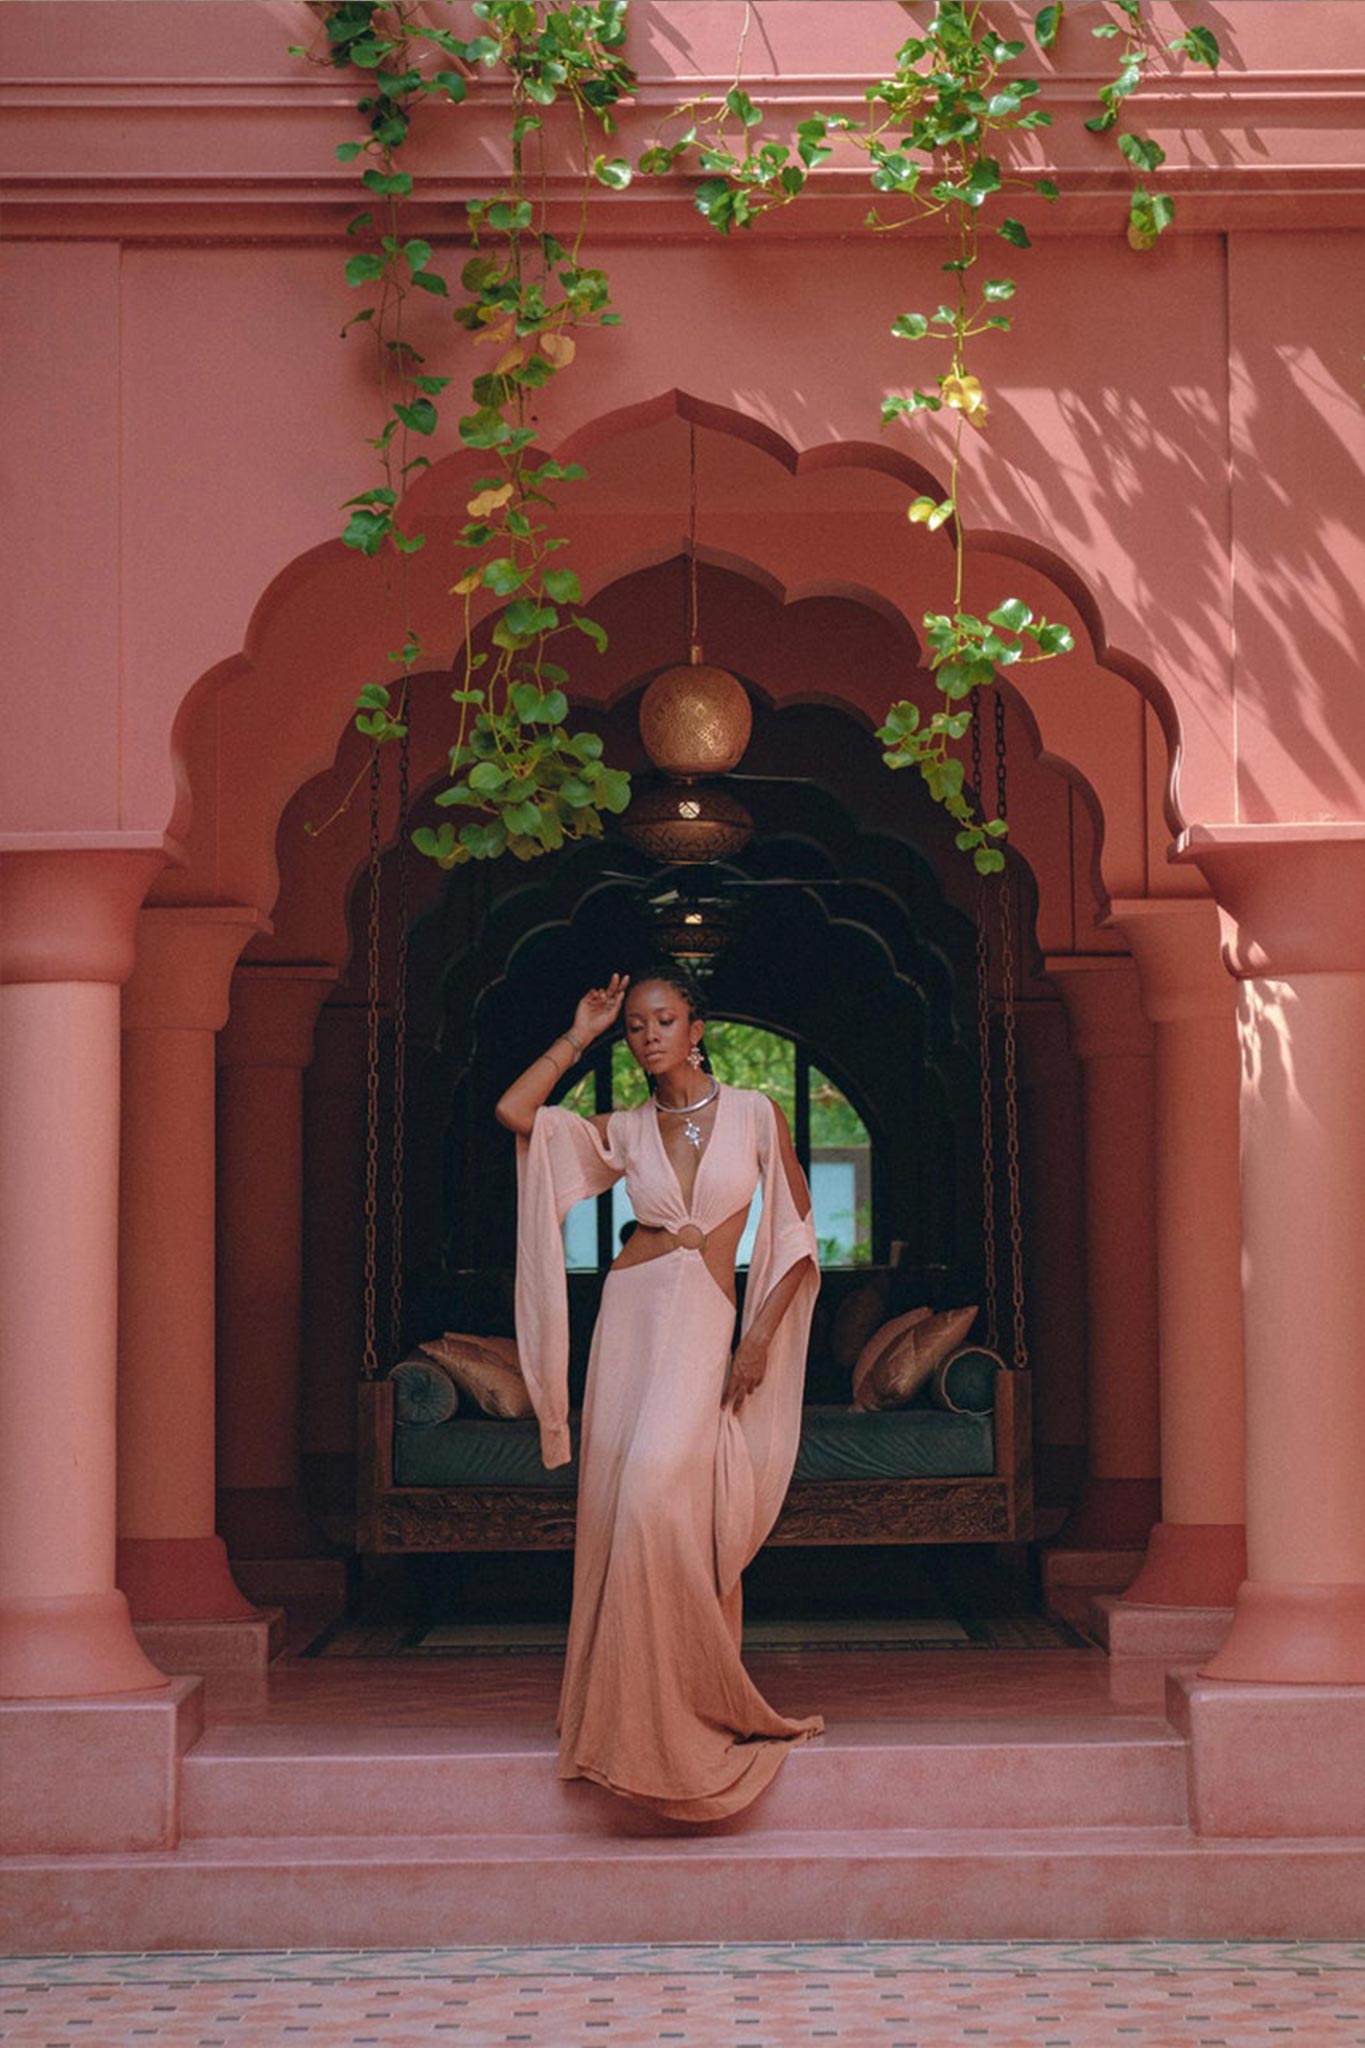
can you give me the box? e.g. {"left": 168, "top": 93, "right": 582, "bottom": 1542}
{"left": 389, "top": 1352, "right": 460, "bottom": 1426}
{"left": 929, "top": 1345, "right": 1003, "bottom": 1417}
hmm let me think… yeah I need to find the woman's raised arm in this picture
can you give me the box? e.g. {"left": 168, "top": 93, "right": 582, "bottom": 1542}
{"left": 493, "top": 973, "right": 630, "bottom": 1135}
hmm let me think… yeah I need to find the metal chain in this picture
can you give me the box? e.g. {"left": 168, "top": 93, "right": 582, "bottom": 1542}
{"left": 362, "top": 745, "right": 383, "bottom": 1380}
{"left": 994, "top": 690, "right": 1028, "bottom": 1370}
{"left": 971, "top": 706, "right": 999, "bottom": 1352}
{"left": 389, "top": 714, "right": 411, "bottom": 1363}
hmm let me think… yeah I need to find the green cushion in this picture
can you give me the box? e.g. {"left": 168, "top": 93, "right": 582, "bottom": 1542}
{"left": 792, "top": 1404, "right": 994, "bottom": 1481}
{"left": 394, "top": 1403, "right": 993, "bottom": 1490}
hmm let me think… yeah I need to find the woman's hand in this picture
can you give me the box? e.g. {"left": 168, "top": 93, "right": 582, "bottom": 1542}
{"left": 573, "top": 972, "right": 629, "bottom": 1046}
{"left": 723, "top": 1334, "right": 769, "bottom": 1413}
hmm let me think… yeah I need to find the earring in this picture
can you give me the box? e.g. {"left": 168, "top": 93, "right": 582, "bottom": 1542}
{"left": 688, "top": 1044, "right": 704, "bottom": 1069}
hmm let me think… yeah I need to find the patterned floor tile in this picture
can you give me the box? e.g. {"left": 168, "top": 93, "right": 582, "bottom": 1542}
{"left": 1, "top": 1945, "right": 1364, "bottom": 2046}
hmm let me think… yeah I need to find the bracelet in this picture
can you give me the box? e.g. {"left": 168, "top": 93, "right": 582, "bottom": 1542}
{"left": 560, "top": 1028, "right": 584, "bottom": 1056}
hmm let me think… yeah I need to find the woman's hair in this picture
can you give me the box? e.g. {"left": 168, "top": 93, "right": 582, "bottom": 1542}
{"left": 625, "top": 955, "right": 713, "bottom": 1082}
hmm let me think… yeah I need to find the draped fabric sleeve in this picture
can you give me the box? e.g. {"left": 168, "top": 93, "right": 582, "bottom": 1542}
{"left": 515, "top": 1106, "right": 625, "bottom": 1469}
{"left": 713, "top": 1093, "right": 821, "bottom": 1595}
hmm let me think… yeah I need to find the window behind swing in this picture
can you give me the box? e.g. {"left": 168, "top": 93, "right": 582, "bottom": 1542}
{"left": 557, "top": 1023, "right": 873, "bottom": 1271}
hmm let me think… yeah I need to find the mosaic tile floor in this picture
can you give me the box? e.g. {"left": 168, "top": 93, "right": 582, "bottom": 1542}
{"left": 2, "top": 1944, "right": 1363, "bottom": 2046}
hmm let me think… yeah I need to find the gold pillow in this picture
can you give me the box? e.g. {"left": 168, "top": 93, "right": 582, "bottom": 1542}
{"left": 852, "top": 1305, "right": 979, "bottom": 1413}
{"left": 851, "top": 1307, "right": 932, "bottom": 1408}
{"left": 421, "top": 1332, "right": 532, "bottom": 1420}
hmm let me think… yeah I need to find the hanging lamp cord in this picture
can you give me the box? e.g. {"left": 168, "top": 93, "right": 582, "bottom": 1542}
{"left": 687, "top": 419, "right": 702, "bottom": 664}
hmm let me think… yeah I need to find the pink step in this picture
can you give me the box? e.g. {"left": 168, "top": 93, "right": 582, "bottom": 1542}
{"left": 179, "top": 1720, "right": 1189, "bottom": 1839}
{"left": 7, "top": 1826, "right": 1365, "bottom": 1949}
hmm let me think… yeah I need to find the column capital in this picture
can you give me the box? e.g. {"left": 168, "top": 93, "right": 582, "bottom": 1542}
{"left": 1173, "top": 824, "right": 1365, "bottom": 977}
{"left": 1043, "top": 954, "right": 1154, "bottom": 1061}
{"left": 0, "top": 846, "right": 168, "bottom": 986}
{"left": 217, "top": 964, "right": 338, "bottom": 1071}
{"left": 1105, "top": 897, "right": 1236, "bottom": 1023}
{"left": 122, "top": 906, "right": 272, "bottom": 1035}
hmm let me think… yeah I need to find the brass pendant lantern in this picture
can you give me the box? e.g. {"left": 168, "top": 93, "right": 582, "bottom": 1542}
{"left": 620, "top": 423, "right": 755, "bottom": 864}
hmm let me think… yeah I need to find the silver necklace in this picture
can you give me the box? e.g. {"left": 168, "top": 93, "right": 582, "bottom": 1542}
{"left": 655, "top": 1077, "right": 720, "bottom": 1149}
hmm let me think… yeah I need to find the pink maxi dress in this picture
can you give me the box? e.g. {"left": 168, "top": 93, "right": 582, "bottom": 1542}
{"left": 515, "top": 1082, "right": 825, "bottom": 1820}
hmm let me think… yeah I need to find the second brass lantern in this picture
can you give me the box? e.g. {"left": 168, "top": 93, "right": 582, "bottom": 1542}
{"left": 621, "top": 660, "right": 755, "bottom": 863}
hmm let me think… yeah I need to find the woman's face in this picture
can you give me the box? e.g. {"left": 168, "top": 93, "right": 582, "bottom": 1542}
{"left": 623, "top": 979, "right": 703, "bottom": 1079}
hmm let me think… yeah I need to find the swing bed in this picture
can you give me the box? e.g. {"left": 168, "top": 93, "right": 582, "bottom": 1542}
{"left": 354, "top": 699, "right": 1034, "bottom": 1556}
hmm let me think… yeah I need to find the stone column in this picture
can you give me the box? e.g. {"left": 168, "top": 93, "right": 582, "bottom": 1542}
{"left": 0, "top": 849, "right": 168, "bottom": 1699}
{"left": 216, "top": 964, "right": 336, "bottom": 1563}
{"left": 116, "top": 906, "right": 275, "bottom": 1662}
{"left": 1043, "top": 956, "right": 1161, "bottom": 1553}
{"left": 1102, "top": 898, "right": 1246, "bottom": 1642}
{"left": 1177, "top": 827, "right": 1365, "bottom": 1686}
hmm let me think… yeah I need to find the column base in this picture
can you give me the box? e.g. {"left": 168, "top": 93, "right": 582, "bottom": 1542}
{"left": 1169, "top": 1668, "right": 1365, "bottom": 1836}
{"left": 1120, "top": 1521, "right": 1247, "bottom": 1609}
{"left": 1202, "top": 1580, "right": 1365, "bottom": 1685}
{"left": 1091, "top": 1592, "right": 1233, "bottom": 1663}
{"left": 117, "top": 1534, "right": 259, "bottom": 1622}
{"left": 0, "top": 1675, "right": 202, "bottom": 1852}
{"left": 1054, "top": 1478, "right": 1162, "bottom": 1551}
{"left": 1041, "top": 1546, "right": 1145, "bottom": 1630}
{"left": 0, "top": 1589, "right": 169, "bottom": 1700}
{"left": 133, "top": 1606, "right": 285, "bottom": 1675}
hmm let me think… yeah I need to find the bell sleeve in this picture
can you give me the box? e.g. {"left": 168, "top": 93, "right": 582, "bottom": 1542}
{"left": 713, "top": 1093, "right": 821, "bottom": 1595}
{"left": 515, "top": 1105, "right": 624, "bottom": 1469}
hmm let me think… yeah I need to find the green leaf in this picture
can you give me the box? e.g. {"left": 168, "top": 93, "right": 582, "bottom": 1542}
{"left": 486, "top": 199, "right": 535, "bottom": 232}
{"left": 336, "top": 141, "right": 365, "bottom": 164}
{"left": 482, "top": 558, "right": 525, "bottom": 596}
{"left": 344, "top": 252, "right": 385, "bottom": 287}
{"left": 983, "top": 277, "right": 1016, "bottom": 301}
{"left": 558, "top": 775, "right": 594, "bottom": 809}
{"left": 1170, "top": 24, "right": 1220, "bottom": 69}
{"left": 410, "top": 270, "right": 448, "bottom": 296}
{"left": 468, "top": 761, "right": 508, "bottom": 795}
{"left": 998, "top": 218, "right": 1032, "bottom": 249}
{"left": 592, "top": 155, "right": 632, "bottom": 190}
{"left": 572, "top": 614, "right": 608, "bottom": 653}
{"left": 725, "top": 87, "right": 762, "bottom": 129}
{"left": 361, "top": 168, "right": 414, "bottom": 198}
{"left": 542, "top": 567, "right": 582, "bottom": 604}
{"left": 342, "top": 507, "right": 391, "bottom": 555}
{"left": 964, "top": 156, "right": 1003, "bottom": 205}
{"left": 430, "top": 68, "right": 468, "bottom": 102}
{"left": 975, "top": 845, "right": 1007, "bottom": 874}
{"left": 1034, "top": 3, "right": 1064, "bottom": 50}
{"left": 1118, "top": 133, "right": 1167, "bottom": 174}
{"left": 595, "top": 767, "right": 631, "bottom": 813}
{"left": 988, "top": 598, "right": 1034, "bottom": 632}
{"left": 1032, "top": 622, "right": 1075, "bottom": 655}
{"left": 1035, "top": 177, "right": 1060, "bottom": 202}
{"left": 459, "top": 408, "right": 512, "bottom": 450}
{"left": 1092, "top": 20, "right": 1121, "bottom": 38}
{"left": 402, "top": 237, "right": 433, "bottom": 274}
{"left": 541, "top": 688, "right": 569, "bottom": 724}
{"left": 891, "top": 312, "right": 929, "bottom": 340}
{"left": 1085, "top": 107, "right": 1119, "bottom": 133}
{"left": 394, "top": 398, "right": 438, "bottom": 436}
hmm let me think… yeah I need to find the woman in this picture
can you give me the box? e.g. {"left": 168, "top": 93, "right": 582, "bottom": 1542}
{"left": 496, "top": 963, "right": 824, "bottom": 1821}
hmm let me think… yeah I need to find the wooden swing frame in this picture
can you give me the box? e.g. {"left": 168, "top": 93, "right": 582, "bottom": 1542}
{"left": 354, "top": 692, "right": 1033, "bottom": 1556}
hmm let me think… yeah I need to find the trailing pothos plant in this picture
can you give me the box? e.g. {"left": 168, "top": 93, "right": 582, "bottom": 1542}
{"left": 293, "top": 0, "right": 636, "bottom": 866}
{"left": 641, "top": 0, "right": 1221, "bottom": 872}
{"left": 1035, "top": 0, "right": 1219, "bottom": 249}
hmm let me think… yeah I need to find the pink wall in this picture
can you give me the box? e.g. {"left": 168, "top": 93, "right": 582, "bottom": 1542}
{"left": 3, "top": 2, "right": 1363, "bottom": 883}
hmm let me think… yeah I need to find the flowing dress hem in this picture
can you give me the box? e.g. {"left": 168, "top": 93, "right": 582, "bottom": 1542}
{"left": 559, "top": 1716, "right": 825, "bottom": 1822}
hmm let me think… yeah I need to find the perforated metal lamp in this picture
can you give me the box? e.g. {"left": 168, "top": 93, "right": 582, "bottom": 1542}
{"left": 618, "top": 779, "right": 754, "bottom": 862}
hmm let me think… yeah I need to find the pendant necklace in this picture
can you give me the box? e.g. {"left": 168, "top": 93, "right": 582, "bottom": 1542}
{"left": 655, "top": 1078, "right": 720, "bottom": 1150}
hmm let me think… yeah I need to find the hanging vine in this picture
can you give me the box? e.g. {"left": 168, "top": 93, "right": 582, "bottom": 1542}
{"left": 292, "top": 1, "right": 636, "bottom": 865}
{"left": 1035, "top": 1, "right": 1220, "bottom": 248}
{"left": 640, "top": 0, "right": 1223, "bottom": 871}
